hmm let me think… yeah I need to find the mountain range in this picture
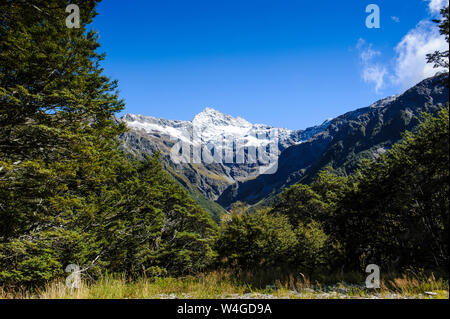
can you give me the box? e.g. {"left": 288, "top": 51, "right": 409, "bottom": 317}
{"left": 118, "top": 74, "right": 448, "bottom": 217}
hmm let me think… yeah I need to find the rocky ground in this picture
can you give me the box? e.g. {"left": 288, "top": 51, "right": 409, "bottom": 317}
{"left": 156, "top": 284, "right": 447, "bottom": 299}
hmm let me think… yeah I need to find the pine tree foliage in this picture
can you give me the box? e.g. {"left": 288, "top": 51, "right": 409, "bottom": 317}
{"left": 336, "top": 106, "right": 449, "bottom": 270}
{"left": 0, "top": 0, "right": 217, "bottom": 286}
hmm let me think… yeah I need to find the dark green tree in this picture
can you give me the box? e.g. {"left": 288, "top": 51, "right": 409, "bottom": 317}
{"left": 272, "top": 184, "right": 330, "bottom": 226}
{"left": 216, "top": 209, "right": 297, "bottom": 271}
{"left": 337, "top": 106, "right": 449, "bottom": 271}
{"left": 0, "top": 1, "right": 218, "bottom": 286}
{"left": 0, "top": 0, "right": 126, "bottom": 285}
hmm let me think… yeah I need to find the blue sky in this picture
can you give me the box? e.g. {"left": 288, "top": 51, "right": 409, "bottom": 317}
{"left": 91, "top": 0, "right": 448, "bottom": 130}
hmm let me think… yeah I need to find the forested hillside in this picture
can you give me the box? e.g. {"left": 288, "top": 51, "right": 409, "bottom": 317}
{"left": 0, "top": 0, "right": 217, "bottom": 286}
{"left": 218, "top": 74, "right": 449, "bottom": 208}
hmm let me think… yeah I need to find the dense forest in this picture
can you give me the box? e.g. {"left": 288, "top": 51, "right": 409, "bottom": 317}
{"left": 0, "top": 0, "right": 448, "bottom": 290}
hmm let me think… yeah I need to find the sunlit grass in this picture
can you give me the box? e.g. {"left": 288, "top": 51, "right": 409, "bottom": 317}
{"left": 0, "top": 270, "right": 447, "bottom": 299}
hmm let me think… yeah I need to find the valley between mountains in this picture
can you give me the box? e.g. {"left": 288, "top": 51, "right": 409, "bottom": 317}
{"left": 117, "top": 74, "right": 449, "bottom": 219}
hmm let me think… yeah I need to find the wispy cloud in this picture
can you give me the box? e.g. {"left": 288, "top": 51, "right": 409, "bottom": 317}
{"left": 427, "top": 0, "right": 449, "bottom": 14}
{"left": 393, "top": 20, "right": 448, "bottom": 89}
{"left": 357, "top": 1, "right": 448, "bottom": 93}
{"left": 357, "top": 39, "right": 387, "bottom": 93}
{"left": 391, "top": 16, "right": 400, "bottom": 23}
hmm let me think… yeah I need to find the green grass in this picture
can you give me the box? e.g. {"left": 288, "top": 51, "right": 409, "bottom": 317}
{"left": 1, "top": 271, "right": 448, "bottom": 299}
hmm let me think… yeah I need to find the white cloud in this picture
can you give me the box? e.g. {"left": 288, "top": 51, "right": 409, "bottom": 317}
{"left": 427, "top": 0, "right": 449, "bottom": 14}
{"left": 393, "top": 20, "right": 448, "bottom": 89}
{"left": 391, "top": 16, "right": 400, "bottom": 23}
{"left": 360, "top": 45, "right": 380, "bottom": 62}
{"left": 363, "top": 65, "right": 388, "bottom": 93}
{"left": 357, "top": 2, "right": 448, "bottom": 93}
{"left": 357, "top": 39, "right": 387, "bottom": 93}
{"left": 356, "top": 38, "right": 365, "bottom": 49}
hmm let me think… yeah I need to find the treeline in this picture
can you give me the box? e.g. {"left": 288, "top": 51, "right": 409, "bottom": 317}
{"left": 217, "top": 106, "right": 449, "bottom": 277}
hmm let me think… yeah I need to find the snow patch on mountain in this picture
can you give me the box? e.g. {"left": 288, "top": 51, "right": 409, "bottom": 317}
{"left": 122, "top": 107, "right": 323, "bottom": 149}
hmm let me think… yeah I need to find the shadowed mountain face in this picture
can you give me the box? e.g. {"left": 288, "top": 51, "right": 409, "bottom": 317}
{"left": 118, "top": 74, "right": 448, "bottom": 212}
{"left": 117, "top": 106, "right": 332, "bottom": 219}
{"left": 217, "top": 74, "right": 449, "bottom": 208}
{"left": 118, "top": 107, "right": 332, "bottom": 201}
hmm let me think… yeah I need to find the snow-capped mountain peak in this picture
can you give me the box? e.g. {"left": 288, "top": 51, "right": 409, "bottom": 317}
{"left": 192, "top": 107, "right": 252, "bottom": 129}
{"left": 121, "top": 107, "right": 333, "bottom": 152}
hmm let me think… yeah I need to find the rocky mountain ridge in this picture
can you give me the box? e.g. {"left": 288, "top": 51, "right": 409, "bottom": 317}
{"left": 118, "top": 74, "right": 449, "bottom": 213}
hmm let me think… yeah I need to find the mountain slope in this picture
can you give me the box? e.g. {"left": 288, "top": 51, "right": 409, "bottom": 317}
{"left": 119, "top": 107, "right": 331, "bottom": 201}
{"left": 217, "top": 74, "right": 449, "bottom": 208}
